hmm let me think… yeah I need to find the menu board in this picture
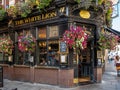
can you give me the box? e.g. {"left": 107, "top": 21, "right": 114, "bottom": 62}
{"left": 60, "top": 41, "right": 67, "bottom": 52}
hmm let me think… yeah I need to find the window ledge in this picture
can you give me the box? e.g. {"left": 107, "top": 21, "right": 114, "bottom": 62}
{"left": 34, "top": 65, "right": 59, "bottom": 70}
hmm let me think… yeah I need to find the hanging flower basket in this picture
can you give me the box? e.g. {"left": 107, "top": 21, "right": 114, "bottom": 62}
{"left": 0, "top": 36, "right": 14, "bottom": 55}
{"left": 98, "top": 33, "right": 119, "bottom": 50}
{"left": 62, "top": 26, "right": 88, "bottom": 50}
{"left": 18, "top": 34, "right": 36, "bottom": 52}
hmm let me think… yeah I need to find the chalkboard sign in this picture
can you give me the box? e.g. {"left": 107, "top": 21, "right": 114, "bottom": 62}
{"left": 60, "top": 41, "right": 67, "bottom": 52}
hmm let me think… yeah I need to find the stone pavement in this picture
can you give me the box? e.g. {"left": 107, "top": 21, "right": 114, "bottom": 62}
{"left": 0, "top": 61, "right": 120, "bottom": 90}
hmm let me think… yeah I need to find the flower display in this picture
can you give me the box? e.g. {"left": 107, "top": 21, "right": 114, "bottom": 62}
{"left": 18, "top": 34, "right": 36, "bottom": 52}
{"left": 98, "top": 33, "right": 119, "bottom": 50}
{"left": 0, "top": 36, "right": 14, "bottom": 55}
{"left": 62, "top": 26, "right": 88, "bottom": 49}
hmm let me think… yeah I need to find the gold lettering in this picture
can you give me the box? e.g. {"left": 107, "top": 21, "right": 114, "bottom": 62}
{"left": 28, "top": 18, "right": 31, "bottom": 22}
{"left": 24, "top": 19, "right": 29, "bottom": 23}
{"left": 36, "top": 16, "right": 41, "bottom": 20}
{"left": 31, "top": 17, "right": 35, "bottom": 22}
{"left": 53, "top": 12, "right": 57, "bottom": 17}
{"left": 20, "top": 20, "right": 24, "bottom": 25}
{"left": 50, "top": 12, "right": 57, "bottom": 18}
{"left": 45, "top": 13, "right": 49, "bottom": 19}
{"left": 15, "top": 11, "right": 57, "bottom": 26}
{"left": 59, "top": 7, "right": 65, "bottom": 13}
{"left": 42, "top": 14, "right": 45, "bottom": 20}
{"left": 15, "top": 21, "right": 18, "bottom": 25}
{"left": 34, "top": 16, "right": 37, "bottom": 21}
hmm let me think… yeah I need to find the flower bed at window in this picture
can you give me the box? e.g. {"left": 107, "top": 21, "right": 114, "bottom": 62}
{"left": 18, "top": 34, "right": 36, "bottom": 52}
{"left": 62, "top": 26, "right": 88, "bottom": 49}
{"left": 0, "top": 36, "right": 14, "bottom": 55}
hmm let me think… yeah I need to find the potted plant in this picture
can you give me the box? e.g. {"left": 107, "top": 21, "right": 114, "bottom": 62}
{"left": 106, "top": 1, "right": 113, "bottom": 26}
{"left": 62, "top": 26, "right": 88, "bottom": 50}
{"left": 18, "top": 34, "right": 36, "bottom": 53}
{"left": 0, "top": 35, "right": 14, "bottom": 55}
{"left": 7, "top": 6, "right": 16, "bottom": 18}
{"left": 98, "top": 33, "right": 119, "bottom": 50}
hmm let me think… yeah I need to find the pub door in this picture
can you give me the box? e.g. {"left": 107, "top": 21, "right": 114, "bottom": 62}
{"left": 78, "top": 41, "right": 94, "bottom": 84}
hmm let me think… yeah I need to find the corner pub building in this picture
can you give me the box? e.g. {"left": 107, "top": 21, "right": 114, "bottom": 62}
{"left": 0, "top": 0, "right": 108, "bottom": 87}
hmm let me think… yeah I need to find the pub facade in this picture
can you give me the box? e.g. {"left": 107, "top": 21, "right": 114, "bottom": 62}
{"left": 0, "top": 0, "right": 112, "bottom": 87}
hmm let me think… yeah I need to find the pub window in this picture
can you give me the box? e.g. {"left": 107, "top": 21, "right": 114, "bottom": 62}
{"left": 38, "top": 40, "right": 60, "bottom": 67}
{"left": 37, "top": 26, "right": 60, "bottom": 67}
{"left": 15, "top": 30, "right": 35, "bottom": 65}
{"left": 47, "top": 40, "right": 59, "bottom": 67}
{"left": 48, "top": 26, "right": 59, "bottom": 38}
{"left": 39, "top": 41, "right": 47, "bottom": 65}
{"left": 0, "top": 33, "right": 11, "bottom": 64}
{"left": 15, "top": 31, "right": 24, "bottom": 65}
{"left": 0, "top": 53, "right": 3, "bottom": 63}
{"left": 38, "top": 27, "right": 46, "bottom": 39}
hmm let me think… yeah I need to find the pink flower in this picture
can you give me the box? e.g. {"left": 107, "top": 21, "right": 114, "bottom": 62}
{"left": 18, "top": 34, "right": 36, "bottom": 52}
{"left": 62, "top": 26, "right": 88, "bottom": 49}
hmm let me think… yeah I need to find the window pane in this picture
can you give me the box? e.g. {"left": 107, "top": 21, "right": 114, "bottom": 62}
{"left": 47, "top": 40, "right": 59, "bottom": 67}
{"left": 39, "top": 41, "right": 47, "bottom": 65}
{"left": 38, "top": 27, "right": 46, "bottom": 39}
{"left": 48, "top": 26, "right": 59, "bottom": 38}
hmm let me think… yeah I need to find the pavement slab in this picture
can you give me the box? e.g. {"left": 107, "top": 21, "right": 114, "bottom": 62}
{"left": 0, "top": 61, "right": 120, "bottom": 90}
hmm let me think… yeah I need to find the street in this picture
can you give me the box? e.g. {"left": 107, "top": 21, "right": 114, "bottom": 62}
{"left": 1, "top": 61, "right": 120, "bottom": 90}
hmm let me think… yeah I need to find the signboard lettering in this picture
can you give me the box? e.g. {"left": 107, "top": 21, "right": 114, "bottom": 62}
{"left": 15, "top": 11, "right": 57, "bottom": 26}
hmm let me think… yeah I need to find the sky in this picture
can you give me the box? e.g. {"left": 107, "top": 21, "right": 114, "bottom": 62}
{"left": 112, "top": 2, "right": 120, "bottom": 31}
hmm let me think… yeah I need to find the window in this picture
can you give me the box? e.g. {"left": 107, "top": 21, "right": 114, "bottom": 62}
{"left": 47, "top": 40, "right": 59, "bottom": 66}
{"left": 39, "top": 41, "right": 47, "bottom": 65}
{"left": 38, "top": 27, "right": 46, "bottom": 39}
{"left": 15, "top": 30, "right": 35, "bottom": 66}
{"left": 0, "top": 33, "right": 11, "bottom": 64}
{"left": 37, "top": 26, "right": 60, "bottom": 67}
{"left": 48, "top": 26, "right": 59, "bottom": 38}
{"left": 38, "top": 40, "right": 60, "bottom": 67}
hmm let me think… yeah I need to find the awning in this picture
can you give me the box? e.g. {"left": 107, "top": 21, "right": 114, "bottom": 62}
{"left": 104, "top": 27, "right": 120, "bottom": 37}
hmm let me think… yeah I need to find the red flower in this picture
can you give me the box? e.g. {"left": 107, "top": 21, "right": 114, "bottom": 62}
{"left": 18, "top": 34, "right": 36, "bottom": 52}
{"left": 62, "top": 26, "right": 88, "bottom": 49}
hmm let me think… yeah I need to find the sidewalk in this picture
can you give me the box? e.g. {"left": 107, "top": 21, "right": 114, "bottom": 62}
{"left": 0, "top": 61, "right": 120, "bottom": 90}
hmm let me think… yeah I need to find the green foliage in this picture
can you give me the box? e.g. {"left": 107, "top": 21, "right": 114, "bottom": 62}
{"left": 0, "top": 8, "right": 6, "bottom": 21}
{"left": 20, "top": 3, "right": 31, "bottom": 17}
{"left": 74, "top": 0, "right": 81, "bottom": 3}
{"left": 98, "top": 0, "right": 104, "bottom": 5}
{"left": 37, "top": 0, "right": 52, "bottom": 10}
{"left": 98, "top": 33, "right": 119, "bottom": 50}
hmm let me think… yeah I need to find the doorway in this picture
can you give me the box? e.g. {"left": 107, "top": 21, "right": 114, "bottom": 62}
{"left": 78, "top": 41, "right": 94, "bottom": 84}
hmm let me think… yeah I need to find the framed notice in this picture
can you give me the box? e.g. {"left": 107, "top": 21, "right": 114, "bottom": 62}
{"left": 60, "top": 41, "right": 67, "bottom": 53}
{"left": 97, "top": 51, "right": 102, "bottom": 58}
{"left": 60, "top": 55, "right": 67, "bottom": 63}
{"left": 97, "top": 58, "right": 102, "bottom": 66}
